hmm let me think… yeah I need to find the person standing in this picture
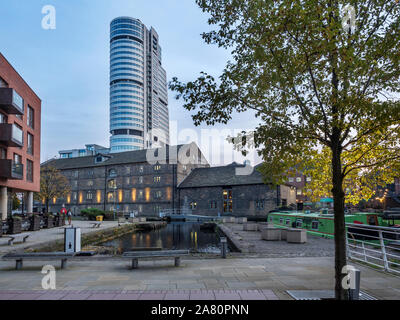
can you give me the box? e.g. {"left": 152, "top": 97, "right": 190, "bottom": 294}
{"left": 60, "top": 205, "right": 67, "bottom": 223}
{"left": 67, "top": 209, "right": 72, "bottom": 226}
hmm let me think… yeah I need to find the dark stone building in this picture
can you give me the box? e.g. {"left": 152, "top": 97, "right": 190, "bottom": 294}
{"left": 177, "top": 163, "right": 296, "bottom": 217}
{"left": 41, "top": 143, "right": 209, "bottom": 216}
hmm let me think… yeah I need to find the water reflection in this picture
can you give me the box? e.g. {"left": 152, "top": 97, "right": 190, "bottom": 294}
{"left": 102, "top": 222, "right": 226, "bottom": 254}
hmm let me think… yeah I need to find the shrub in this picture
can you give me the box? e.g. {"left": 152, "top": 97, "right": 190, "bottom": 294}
{"left": 81, "top": 208, "right": 105, "bottom": 221}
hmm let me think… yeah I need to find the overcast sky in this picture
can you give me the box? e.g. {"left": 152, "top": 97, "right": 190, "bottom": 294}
{"left": 0, "top": 0, "right": 262, "bottom": 166}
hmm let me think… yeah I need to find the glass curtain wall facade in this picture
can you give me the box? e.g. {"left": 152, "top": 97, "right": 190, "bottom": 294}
{"left": 110, "top": 17, "right": 169, "bottom": 153}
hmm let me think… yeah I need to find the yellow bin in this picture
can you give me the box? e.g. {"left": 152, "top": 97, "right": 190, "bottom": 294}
{"left": 96, "top": 215, "right": 103, "bottom": 222}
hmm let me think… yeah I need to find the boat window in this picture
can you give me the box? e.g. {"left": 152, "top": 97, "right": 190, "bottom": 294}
{"left": 279, "top": 218, "right": 283, "bottom": 224}
{"left": 286, "top": 219, "right": 291, "bottom": 226}
{"left": 296, "top": 219, "right": 303, "bottom": 228}
{"left": 269, "top": 217, "right": 273, "bottom": 222}
{"left": 311, "top": 221, "right": 319, "bottom": 230}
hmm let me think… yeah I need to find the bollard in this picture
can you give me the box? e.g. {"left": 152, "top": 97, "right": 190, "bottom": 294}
{"left": 220, "top": 237, "right": 227, "bottom": 259}
{"left": 349, "top": 269, "right": 361, "bottom": 300}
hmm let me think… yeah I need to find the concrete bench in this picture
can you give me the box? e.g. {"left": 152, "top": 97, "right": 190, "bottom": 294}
{"left": 1, "top": 233, "right": 31, "bottom": 246}
{"left": 122, "top": 250, "right": 190, "bottom": 269}
{"left": 287, "top": 229, "right": 307, "bottom": 243}
{"left": 2, "top": 252, "right": 76, "bottom": 270}
{"left": 90, "top": 222, "right": 102, "bottom": 228}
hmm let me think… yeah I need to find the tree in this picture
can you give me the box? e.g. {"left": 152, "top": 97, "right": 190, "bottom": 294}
{"left": 37, "top": 166, "right": 70, "bottom": 213}
{"left": 170, "top": 0, "right": 400, "bottom": 299}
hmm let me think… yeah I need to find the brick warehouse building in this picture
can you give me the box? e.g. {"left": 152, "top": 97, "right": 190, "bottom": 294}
{"left": 177, "top": 163, "right": 297, "bottom": 217}
{"left": 0, "top": 53, "right": 41, "bottom": 220}
{"left": 41, "top": 143, "right": 209, "bottom": 216}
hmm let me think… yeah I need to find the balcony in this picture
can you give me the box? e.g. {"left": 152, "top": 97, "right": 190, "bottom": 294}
{"left": 0, "top": 88, "right": 24, "bottom": 115}
{"left": 0, "top": 123, "right": 24, "bottom": 147}
{"left": 0, "top": 160, "right": 23, "bottom": 180}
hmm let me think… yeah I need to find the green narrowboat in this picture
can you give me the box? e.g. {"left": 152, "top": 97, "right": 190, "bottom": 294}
{"left": 268, "top": 211, "right": 400, "bottom": 239}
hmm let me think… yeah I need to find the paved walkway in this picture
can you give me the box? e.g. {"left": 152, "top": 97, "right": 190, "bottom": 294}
{"left": 0, "top": 256, "right": 399, "bottom": 300}
{"left": 0, "top": 289, "right": 278, "bottom": 300}
{"left": 0, "top": 221, "right": 119, "bottom": 254}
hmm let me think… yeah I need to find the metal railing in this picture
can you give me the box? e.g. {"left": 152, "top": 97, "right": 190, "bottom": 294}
{"left": 346, "top": 223, "right": 400, "bottom": 275}
{"left": 159, "top": 208, "right": 192, "bottom": 218}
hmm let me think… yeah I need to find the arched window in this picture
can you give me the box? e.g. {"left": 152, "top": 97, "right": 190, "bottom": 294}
{"left": 109, "top": 169, "right": 117, "bottom": 178}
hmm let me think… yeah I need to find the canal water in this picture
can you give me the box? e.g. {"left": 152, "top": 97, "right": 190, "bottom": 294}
{"left": 101, "top": 222, "right": 228, "bottom": 254}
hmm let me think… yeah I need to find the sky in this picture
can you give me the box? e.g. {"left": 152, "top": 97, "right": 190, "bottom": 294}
{"left": 0, "top": 0, "right": 262, "bottom": 166}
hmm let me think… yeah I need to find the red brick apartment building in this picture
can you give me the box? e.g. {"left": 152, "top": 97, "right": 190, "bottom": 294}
{"left": 0, "top": 53, "right": 41, "bottom": 220}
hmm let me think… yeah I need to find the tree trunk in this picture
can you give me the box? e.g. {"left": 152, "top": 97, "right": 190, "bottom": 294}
{"left": 45, "top": 199, "right": 49, "bottom": 214}
{"left": 331, "top": 139, "right": 348, "bottom": 300}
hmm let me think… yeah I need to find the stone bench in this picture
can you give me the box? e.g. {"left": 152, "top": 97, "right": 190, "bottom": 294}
{"left": 287, "top": 228, "right": 307, "bottom": 243}
{"left": 2, "top": 252, "right": 76, "bottom": 270}
{"left": 1, "top": 233, "right": 31, "bottom": 246}
{"left": 261, "top": 227, "right": 282, "bottom": 241}
{"left": 122, "top": 250, "right": 190, "bottom": 269}
{"left": 243, "top": 223, "right": 258, "bottom": 231}
{"left": 222, "top": 217, "right": 236, "bottom": 223}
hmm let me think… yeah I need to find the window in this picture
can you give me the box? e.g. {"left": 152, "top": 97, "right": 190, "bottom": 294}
{"left": 154, "top": 190, "right": 162, "bottom": 199}
{"left": 296, "top": 177, "right": 302, "bottom": 182}
{"left": 87, "top": 180, "right": 93, "bottom": 187}
{"left": 107, "top": 192, "right": 115, "bottom": 202}
{"left": 154, "top": 176, "right": 161, "bottom": 183}
{"left": 109, "top": 169, "right": 117, "bottom": 177}
{"left": 256, "top": 200, "right": 264, "bottom": 210}
{"left": 27, "top": 106, "right": 34, "bottom": 129}
{"left": 27, "top": 133, "right": 34, "bottom": 155}
{"left": 296, "top": 219, "right": 303, "bottom": 228}
{"left": 74, "top": 170, "right": 79, "bottom": 178}
{"left": 311, "top": 221, "right": 319, "bottom": 230}
{"left": 0, "top": 147, "right": 6, "bottom": 159}
{"left": 223, "top": 189, "right": 233, "bottom": 213}
{"left": 72, "top": 181, "right": 78, "bottom": 188}
{"left": 279, "top": 218, "right": 283, "bottom": 224}
{"left": 108, "top": 179, "right": 116, "bottom": 189}
{"left": 0, "top": 113, "right": 7, "bottom": 123}
{"left": 285, "top": 219, "right": 291, "bottom": 226}
{"left": 210, "top": 201, "right": 217, "bottom": 209}
{"left": 13, "top": 153, "right": 22, "bottom": 164}
{"left": 190, "top": 202, "right": 197, "bottom": 209}
{"left": 26, "top": 160, "right": 33, "bottom": 182}
{"left": 79, "top": 150, "right": 86, "bottom": 157}
{"left": 139, "top": 165, "right": 144, "bottom": 173}
{"left": 288, "top": 177, "right": 294, "bottom": 183}
{"left": 87, "top": 191, "right": 93, "bottom": 200}
{"left": 138, "top": 190, "right": 143, "bottom": 199}
{"left": 154, "top": 165, "right": 161, "bottom": 171}
{"left": 87, "top": 170, "right": 94, "bottom": 177}
{"left": 73, "top": 192, "right": 77, "bottom": 201}
{"left": 126, "top": 177, "right": 130, "bottom": 185}
{"left": 306, "top": 177, "right": 312, "bottom": 182}
{"left": 138, "top": 176, "right": 143, "bottom": 184}
{"left": 297, "top": 189, "right": 302, "bottom": 196}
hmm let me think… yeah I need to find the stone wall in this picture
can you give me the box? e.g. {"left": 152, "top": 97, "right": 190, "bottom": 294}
{"left": 179, "top": 184, "right": 279, "bottom": 217}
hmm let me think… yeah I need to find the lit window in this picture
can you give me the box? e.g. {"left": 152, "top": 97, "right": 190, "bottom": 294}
{"left": 288, "top": 178, "right": 294, "bottom": 183}
{"left": 87, "top": 191, "right": 93, "bottom": 200}
{"left": 190, "top": 202, "right": 197, "bottom": 209}
{"left": 306, "top": 177, "right": 312, "bottom": 182}
{"left": 296, "top": 177, "right": 302, "bottom": 182}
{"left": 154, "top": 165, "right": 161, "bottom": 171}
{"left": 154, "top": 176, "right": 161, "bottom": 183}
{"left": 87, "top": 180, "right": 93, "bottom": 187}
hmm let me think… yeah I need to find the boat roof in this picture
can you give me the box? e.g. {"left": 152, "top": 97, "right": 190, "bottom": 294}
{"left": 270, "top": 211, "right": 379, "bottom": 218}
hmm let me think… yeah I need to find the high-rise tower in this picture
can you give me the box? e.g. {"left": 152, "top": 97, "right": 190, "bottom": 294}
{"left": 110, "top": 17, "right": 169, "bottom": 153}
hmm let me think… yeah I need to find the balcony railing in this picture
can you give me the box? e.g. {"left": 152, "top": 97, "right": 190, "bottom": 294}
{"left": 0, "top": 123, "right": 24, "bottom": 147}
{"left": 0, "top": 88, "right": 24, "bottom": 115}
{"left": 0, "top": 159, "right": 23, "bottom": 180}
